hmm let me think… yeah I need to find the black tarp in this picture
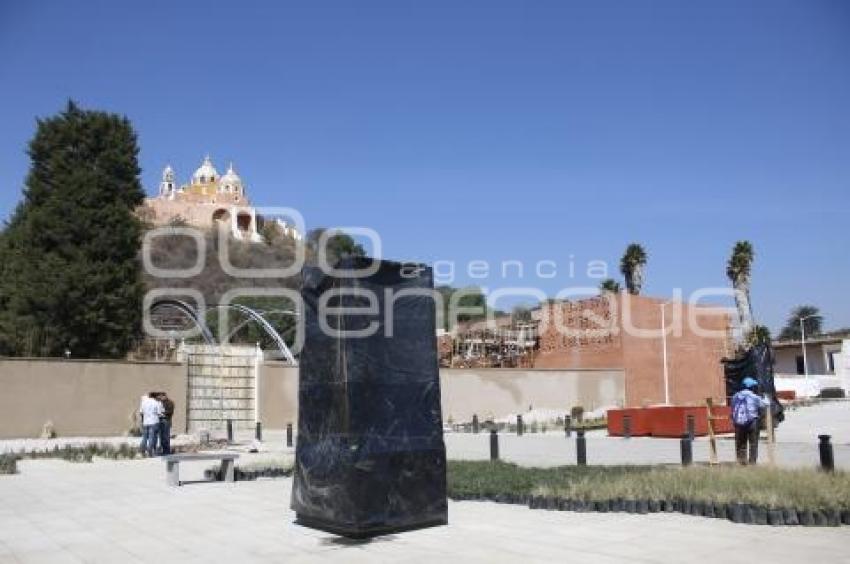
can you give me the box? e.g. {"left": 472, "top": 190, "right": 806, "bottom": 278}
{"left": 722, "top": 343, "right": 784, "bottom": 424}
{"left": 291, "top": 257, "right": 448, "bottom": 537}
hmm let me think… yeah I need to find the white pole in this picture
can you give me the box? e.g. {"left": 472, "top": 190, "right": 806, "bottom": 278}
{"left": 800, "top": 317, "right": 809, "bottom": 392}
{"left": 660, "top": 303, "right": 670, "bottom": 405}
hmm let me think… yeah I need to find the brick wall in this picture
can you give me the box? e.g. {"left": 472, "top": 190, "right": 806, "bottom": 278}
{"left": 534, "top": 294, "right": 731, "bottom": 406}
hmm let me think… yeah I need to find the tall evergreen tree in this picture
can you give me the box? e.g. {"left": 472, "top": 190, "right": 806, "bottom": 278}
{"left": 0, "top": 101, "right": 145, "bottom": 358}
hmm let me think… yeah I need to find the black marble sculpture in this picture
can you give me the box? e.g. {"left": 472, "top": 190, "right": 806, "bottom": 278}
{"left": 291, "top": 257, "right": 448, "bottom": 538}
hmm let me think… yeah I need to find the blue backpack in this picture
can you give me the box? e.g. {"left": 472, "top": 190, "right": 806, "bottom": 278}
{"left": 732, "top": 392, "right": 755, "bottom": 426}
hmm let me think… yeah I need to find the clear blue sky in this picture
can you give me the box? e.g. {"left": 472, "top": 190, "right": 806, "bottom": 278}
{"left": 1, "top": 0, "right": 848, "bottom": 333}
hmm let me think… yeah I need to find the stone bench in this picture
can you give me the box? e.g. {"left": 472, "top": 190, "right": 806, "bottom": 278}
{"left": 162, "top": 452, "right": 240, "bottom": 486}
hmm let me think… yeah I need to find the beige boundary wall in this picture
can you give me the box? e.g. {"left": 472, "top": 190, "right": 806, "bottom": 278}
{"left": 257, "top": 361, "right": 299, "bottom": 429}
{"left": 0, "top": 358, "right": 187, "bottom": 439}
{"left": 439, "top": 368, "right": 625, "bottom": 423}
{"left": 252, "top": 367, "right": 626, "bottom": 428}
{"left": 0, "top": 358, "right": 623, "bottom": 438}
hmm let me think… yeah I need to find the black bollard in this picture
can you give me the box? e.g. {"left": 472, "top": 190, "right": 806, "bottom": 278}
{"left": 490, "top": 429, "right": 499, "bottom": 461}
{"left": 819, "top": 435, "right": 835, "bottom": 472}
{"left": 564, "top": 415, "right": 571, "bottom": 438}
{"left": 686, "top": 415, "right": 695, "bottom": 441}
{"left": 576, "top": 429, "right": 587, "bottom": 466}
{"left": 622, "top": 415, "right": 632, "bottom": 439}
{"left": 255, "top": 421, "right": 262, "bottom": 442}
{"left": 680, "top": 433, "right": 693, "bottom": 466}
{"left": 226, "top": 419, "right": 233, "bottom": 443}
{"left": 472, "top": 414, "right": 479, "bottom": 434}
{"left": 517, "top": 414, "right": 524, "bottom": 436}
{"left": 286, "top": 423, "right": 293, "bottom": 447}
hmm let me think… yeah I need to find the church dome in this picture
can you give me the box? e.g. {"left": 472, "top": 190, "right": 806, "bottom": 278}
{"left": 192, "top": 155, "right": 219, "bottom": 184}
{"left": 219, "top": 162, "right": 244, "bottom": 194}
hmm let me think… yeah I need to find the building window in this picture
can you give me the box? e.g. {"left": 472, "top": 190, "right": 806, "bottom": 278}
{"left": 795, "top": 355, "right": 805, "bottom": 375}
{"left": 828, "top": 351, "right": 836, "bottom": 373}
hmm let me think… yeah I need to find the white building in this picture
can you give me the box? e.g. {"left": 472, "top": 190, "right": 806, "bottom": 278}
{"left": 773, "top": 333, "right": 850, "bottom": 397}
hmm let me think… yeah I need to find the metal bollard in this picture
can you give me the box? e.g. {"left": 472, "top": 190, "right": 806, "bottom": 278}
{"left": 686, "top": 414, "right": 696, "bottom": 441}
{"left": 472, "top": 414, "right": 479, "bottom": 434}
{"left": 490, "top": 429, "right": 499, "bottom": 461}
{"left": 576, "top": 429, "right": 587, "bottom": 466}
{"left": 226, "top": 419, "right": 233, "bottom": 443}
{"left": 819, "top": 435, "right": 834, "bottom": 472}
{"left": 680, "top": 433, "right": 693, "bottom": 466}
{"left": 622, "top": 415, "right": 632, "bottom": 439}
{"left": 564, "top": 415, "right": 571, "bottom": 438}
{"left": 255, "top": 421, "right": 262, "bottom": 442}
{"left": 517, "top": 414, "right": 523, "bottom": 436}
{"left": 286, "top": 423, "right": 293, "bottom": 447}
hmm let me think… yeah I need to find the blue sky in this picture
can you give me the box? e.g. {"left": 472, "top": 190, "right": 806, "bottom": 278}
{"left": 1, "top": 0, "right": 848, "bottom": 332}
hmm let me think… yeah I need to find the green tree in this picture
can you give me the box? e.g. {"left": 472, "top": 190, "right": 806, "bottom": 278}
{"left": 0, "top": 101, "right": 145, "bottom": 358}
{"left": 778, "top": 305, "right": 822, "bottom": 341}
{"left": 619, "top": 243, "right": 647, "bottom": 295}
{"left": 599, "top": 278, "right": 621, "bottom": 294}
{"left": 435, "top": 285, "right": 487, "bottom": 331}
{"left": 305, "top": 228, "right": 366, "bottom": 266}
{"left": 745, "top": 324, "right": 771, "bottom": 347}
{"left": 726, "top": 240, "right": 755, "bottom": 334}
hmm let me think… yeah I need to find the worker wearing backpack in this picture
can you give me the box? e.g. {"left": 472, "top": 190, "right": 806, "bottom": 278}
{"left": 731, "top": 377, "right": 769, "bottom": 465}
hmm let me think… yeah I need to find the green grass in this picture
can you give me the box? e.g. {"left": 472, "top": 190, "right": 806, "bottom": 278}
{"left": 447, "top": 460, "right": 850, "bottom": 511}
{"left": 0, "top": 454, "right": 18, "bottom": 475}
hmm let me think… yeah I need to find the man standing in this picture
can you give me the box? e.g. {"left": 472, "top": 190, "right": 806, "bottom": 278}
{"left": 731, "top": 377, "right": 768, "bottom": 465}
{"left": 139, "top": 392, "right": 163, "bottom": 457}
{"left": 157, "top": 392, "right": 175, "bottom": 456}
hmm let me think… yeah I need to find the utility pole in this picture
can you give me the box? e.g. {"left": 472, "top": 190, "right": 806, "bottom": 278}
{"left": 660, "top": 302, "right": 671, "bottom": 405}
{"left": 799, "top": 314, "right": 818, "bottom": 397}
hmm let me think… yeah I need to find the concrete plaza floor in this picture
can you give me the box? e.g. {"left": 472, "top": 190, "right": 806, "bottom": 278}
{"left": 1, "top": 402, "right": 848, "bottom": 562}
{"left": 1, "top": 457, "right": 849, "bottom": 564}
{"left": 442, "top": 400, "right": 850, "bottom": 469}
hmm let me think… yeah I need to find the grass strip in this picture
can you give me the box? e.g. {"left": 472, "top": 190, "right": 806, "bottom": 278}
{"left": 447, "top": 460, "right": 850, "bottom": 511}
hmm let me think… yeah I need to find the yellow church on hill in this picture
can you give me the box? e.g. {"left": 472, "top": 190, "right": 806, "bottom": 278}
{"left": 139, "top": 155, "right": 300, "bottom": 242}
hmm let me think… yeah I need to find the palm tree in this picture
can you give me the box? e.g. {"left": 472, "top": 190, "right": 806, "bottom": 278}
{"left": 745, "top": 324, "right": 771, "bottom": 347}
{"left": 726, "top": 241, "right": 755, "bottom": 334}
{"left": 599, "top": 278, "right": 621, "bottom": 294}
{"left": 619, "top": 244, "right": 647, "bottom": 295}
{"left": 778, "top": 305, "right": 822, "bottom": 340}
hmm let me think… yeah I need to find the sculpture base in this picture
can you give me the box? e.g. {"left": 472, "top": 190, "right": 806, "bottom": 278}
{"left": 295, "top": 513, "right": 448, "bottom": 540}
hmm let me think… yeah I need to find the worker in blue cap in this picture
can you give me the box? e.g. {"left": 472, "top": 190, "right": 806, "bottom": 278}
{"left": 730, "top": 377, "right": 769, "bottom": 464}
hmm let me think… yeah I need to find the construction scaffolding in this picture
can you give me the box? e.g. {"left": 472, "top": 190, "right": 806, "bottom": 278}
{"left": 441, "top": 321, "right": 539, "bottom": 369}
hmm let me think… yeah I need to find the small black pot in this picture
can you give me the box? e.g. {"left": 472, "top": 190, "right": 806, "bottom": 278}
{"left": 825, "top": 509, "right": 841, "bottom": 527}
{"left": 781, "top": 508, "right": 799, "bottom": 526}
{"left": 636, "top": 500, "right": 649, "bottom": 514}
{"left": 612, "top": 498, "right": 624, "bottom": 512}
{"left": 767, "top": 509, "right": 784, "bottom": 526}
{"left": 662, "top": 499, "right": 674, "bottom": 513}
{"left": 690, "top": 501, "right": 704, "bottom": 517}
{"left": 729, "top": 503, "right": 746, "bottom": 523}
{"left": 624, "top": 499, "right": 637, "bottom": 513}
{"left": 841, "top": 510, "right": 850, "bottom": 525}
{"left": 799, "top": 509, "right": 816, "bottom": 527}
{"left": 648, "top": 499, "right": 660, "bottom": 513}
{"left": 680, "top": 500, "right": 691, "bottom": 514}
{"left": 530, "top": 495, "right": 543, "bottom": 509}
{"left": 813, "top": 510, "right": 828, "bottom": 527}
{"left": 595, "top": 500, "right": 609, "bottom": 513}
{"left": 751, "top": 506, "right": 768, "bottom": 526}
{"left": 703, "top": 503, "right": 716, "bottom": 519}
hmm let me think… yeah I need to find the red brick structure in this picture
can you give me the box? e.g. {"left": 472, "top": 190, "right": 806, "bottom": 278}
{"left": 534, "top": 294, "right": 732, "bottom": 407}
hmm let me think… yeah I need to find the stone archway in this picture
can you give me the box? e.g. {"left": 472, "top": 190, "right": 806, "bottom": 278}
{"left": 212, "top": 208, "right": 230, "bottom": 224}
{"left": 236, "top": 212, "right": 252, "bottom": 232}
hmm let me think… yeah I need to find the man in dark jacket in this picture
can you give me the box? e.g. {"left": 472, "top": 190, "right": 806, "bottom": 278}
{"left": 157, "top": 392, "right": 175, "bottom": 455}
